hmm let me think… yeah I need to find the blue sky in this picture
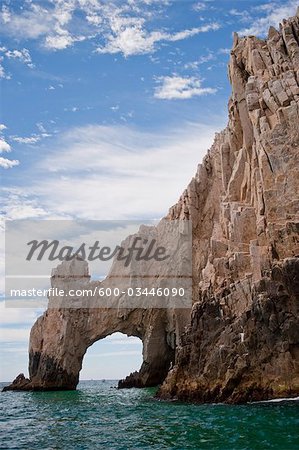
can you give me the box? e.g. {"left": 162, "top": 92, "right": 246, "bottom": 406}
{"left": 0, "top": 0, "right": 298, "bottom": 381}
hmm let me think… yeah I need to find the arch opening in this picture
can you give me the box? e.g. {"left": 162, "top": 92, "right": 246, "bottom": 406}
{"left": 80, "top": 332, "right": 143, "bottom": 382}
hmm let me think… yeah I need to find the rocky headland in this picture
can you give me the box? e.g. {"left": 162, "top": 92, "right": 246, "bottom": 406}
{"left": 4, "top": 12, "right": 299, "bottom": 403}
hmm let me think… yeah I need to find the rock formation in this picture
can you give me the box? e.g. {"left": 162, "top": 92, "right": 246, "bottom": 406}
{"left": 4, "top": 222, "right": 192, "bottom": 392}
{"left": 4, "top": 12, "right": 299, "bottom": 402}
{"left": 158, "top": 11, "right": 299, "bottom": 403}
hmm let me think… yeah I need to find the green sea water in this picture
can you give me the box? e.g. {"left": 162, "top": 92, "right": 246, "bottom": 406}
{"left": 0, "top": 380, "right": 298, "bottom": 450}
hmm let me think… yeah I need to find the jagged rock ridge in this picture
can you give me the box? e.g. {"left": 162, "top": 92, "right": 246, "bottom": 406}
{"left": 4, "top": 12, "right": 299, "bottom": 403}
{"left": 158, "top": 11, "right": 299, "bottom": 403}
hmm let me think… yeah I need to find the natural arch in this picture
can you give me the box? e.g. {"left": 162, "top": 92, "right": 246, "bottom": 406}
{"left": 28, "top": 303, "right": 177, "bottom": 391}
{"left": 4, "top": 220, "right": 191, "bottom": 391}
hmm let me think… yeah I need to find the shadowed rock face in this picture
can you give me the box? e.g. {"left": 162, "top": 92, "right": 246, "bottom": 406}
{"left": 3, "top": 12, "right": 299, "bottom": 402}
{"left": 158, "top": 258, "right": 299, "bottom": 403}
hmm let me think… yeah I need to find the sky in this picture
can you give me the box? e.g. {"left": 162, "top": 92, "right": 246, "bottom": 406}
{"left": 0, "top": 0, "right": 298, "bottom": 382}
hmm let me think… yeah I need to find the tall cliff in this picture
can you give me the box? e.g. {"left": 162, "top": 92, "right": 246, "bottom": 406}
{"left": 4, "top": 12, "right": 299, "bottom": 403}
{"left": 158, "top": 11, "right": 299, "bottom": 403}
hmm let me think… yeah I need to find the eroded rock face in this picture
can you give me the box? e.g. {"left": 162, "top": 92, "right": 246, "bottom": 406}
{"left": 5, "top": 248, "right": 189, "bottom": 392}
{"left": 158, "top": 12, "right": 299, "bottom": 402}
{"left": 3, "top": 12, "right": 299, "bottom": 401}
{"left": 26, "top": 304, "right": 175, "bottom": 391}
{"left": 158, "top": 258, "right": 299, "bottom": 403}
{"left": 2, "top": 374, "right": 31, "bottom": 392}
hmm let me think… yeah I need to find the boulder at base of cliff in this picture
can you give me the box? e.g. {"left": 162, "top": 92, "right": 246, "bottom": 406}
{"left": 2, "top": 373, "right": 32, "bottom": 392}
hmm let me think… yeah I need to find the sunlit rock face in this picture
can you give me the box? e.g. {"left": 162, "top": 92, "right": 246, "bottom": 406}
{"left": 4, "top": 12, "right": 299, "bottom": 402}
{"left": 158, "top": 11, "right": 299, "bottom": 403}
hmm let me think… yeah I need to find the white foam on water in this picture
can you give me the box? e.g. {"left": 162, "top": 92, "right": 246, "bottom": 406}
{"left": 253, "top": 396, "right": 299, "bottom": 404}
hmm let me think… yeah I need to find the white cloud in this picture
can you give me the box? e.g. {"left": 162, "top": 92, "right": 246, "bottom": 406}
{"left": 0, "top": 4, "right": 54, "bottom": 41}
{"left": 1, "top": 121, "right": 224, "bottom": 220}
{"left": 36, "top": 122, "right": 46, "bottom": 133}
{"left": 5, "top": 48, "right": 32, "bottom": 64}
{"left": 238, "top": 0, "right": 298, "bottom": 36}
{"left": 168, "top": 22, "right": 220, "bottom": 41}
{"left": 10, "top": 123, "right": 52, "bottom": 146}
{"left": 0, "top": 125, "right": 19, "bottom": 168}
{"left": 154, "top": 75, "right": 217, "bottom": 100}
{"left": 229, "top": 8, "right": 251, "bottom": 23}
{"left": 0, "top": 1, "right": 84, "bottom": 50}
{"left": 193, "top": 2, "right": 207, "bottom": 12}
{"left": 0, "top": 1, "right": 220, "bottom": 55}
{"left": 11, "top": 136, "right": 41, "bottom": 144}
{"left": 0, "top": 157, "right": 19, "bottom": 169}
{"left": 185, "top": 47, "right": 230, "bottom": 71}
{"left": 0, "top": 46, "right": 33, "bottom": 76}
{"left": 45, "top": 33, "right": 76, "bottom": 51}
{"left": 7, "top": 126, "right": 51, "bottom": 148}
{"left": 105, "top": 333, "right": 141, "bottom": 345}
{"left": 96, "top": 21, "right": 220, "bottom": 57}
{"left": 218, "top": 47, "right": 230, "bottom": 55}
{"left": 184, "top": 52, "right": 215, "bottom": 69}
{"left": 0, "top": 56, "right": 10, "bottom": 79}
{"left": 0, "top": 138, "right": 11, "bottom": 153}
{"left": 130, "top": 0, "right": 170, "bottom": 4}
{"left": 1, "top": 195, "right": 48, "bottom": 220}
{"left": 64, "top": 106, "right": 80, "bottom": 112}
{"left": 0, "top": 63, "right": 5, "bottom": 78}
{"left": 96, "top": 18, "right": 160, "bottom": 56}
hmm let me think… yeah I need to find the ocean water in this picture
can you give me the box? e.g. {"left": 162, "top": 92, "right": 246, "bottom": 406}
{"left": 0, "top": 381, "right": 298, "bottom": 450}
